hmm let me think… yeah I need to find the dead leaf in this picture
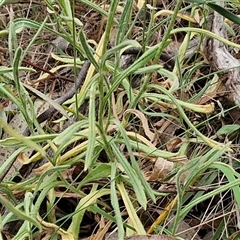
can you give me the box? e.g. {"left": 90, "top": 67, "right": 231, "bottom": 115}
{"left": 34, "top": 230, "right": 53, "bottom": 240}
{"left": 195, "top": 74, "right": 224, "bottom": 105}
{"left": 176, "top": 221, "right": 201, "bottom": 240}
{"left": 193, "top": 8, "right": 201, "bottom": 24}
{"left": 54, "top": 192, "right": 82, "bottom": 198}
{"left": 124, "top": 109, "right": 155, "bottom": 142}
{"left": 166, "top": 137, "right": 182, "bottom": 152}
{"left": 168, "top": 156, "right": 188, "bottom": 164}
{"left": 145, "top": 157, "right": 173, "bottom": 181}
{"left": 89, "top": 217, "right": 112, "bottom": 240}
{"left": 34, "top": 162, "right": 53, "bottom": 175}
{"left": 16, "top": 152, "right": 31, "bottom": 164}
{"left": 1, "top": 230, "right": 14, "bottom": 240}
{"left": 154, "top": 119, "right": 182, "bottom": 145}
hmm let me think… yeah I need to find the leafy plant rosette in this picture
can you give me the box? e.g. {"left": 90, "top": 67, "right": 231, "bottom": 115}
{"left": 0, "top": 0, "right": 240, "bottom": 239}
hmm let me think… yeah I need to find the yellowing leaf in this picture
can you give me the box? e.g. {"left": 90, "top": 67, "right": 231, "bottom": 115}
{"left": 117, "top": 182, "right": 146, "bottom": 235}
{"left": 137, "top": 0, "right": 145, "bottom": 9}
{"left": 51, "top": 53, "right": 83, "bottom": 64}
{"left": 34, "top": 162, "right": 53, "bottom": 175}
{"left": 37, "top": 216, "right": 74, "bottom": 240}
{"left": 154, "top": 10, "right": 197, "bottom": 23}
{"left": 0, "top": 118, "right": 45, "bottom": 156}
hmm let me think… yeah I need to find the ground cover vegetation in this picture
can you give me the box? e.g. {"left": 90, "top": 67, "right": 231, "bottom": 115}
{"left": 0, "top": 0, "right": 240, "bottom": 239}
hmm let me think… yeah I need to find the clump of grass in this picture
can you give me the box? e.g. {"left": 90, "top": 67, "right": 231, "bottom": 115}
{"left": 0, "top": 0, "right": 240, "bottom": 239}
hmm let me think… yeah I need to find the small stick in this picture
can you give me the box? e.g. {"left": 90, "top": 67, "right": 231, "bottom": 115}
{"left": 35, "top": 60, "right": 90, "bottom": 125}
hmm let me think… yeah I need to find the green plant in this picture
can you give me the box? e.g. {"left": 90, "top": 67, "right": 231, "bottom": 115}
{"left": 1, "top": 0, "right": 240, "bottom": 239}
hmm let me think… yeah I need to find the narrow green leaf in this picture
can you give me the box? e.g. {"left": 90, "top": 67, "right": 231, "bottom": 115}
{"left": 0, "top": 134, "right": 56, "bottom": 147}
{"left": 180, "top": 177, "right": 240, "bottom": 219}
{"left": 146, "top": 84, "right": 230, "bottom": 151}
{"left": 207, "top": 2, "right": 240, "bottom": 25}
{"left": 24, "top": 84, "right": 69, "bottom": 119}
{"left": 110, "top": 141, "right": 147, "bottom": 208}
{"left": 0, "top": 147, "right": 24, "bottom": 180}
{"left": 101, "top": 0, "right": 119, "bottom": 54}
{"left": 0, "top": 118, "right": 45, "bottom": 156}
{"left": 12, "top": 47, "right": 22, "bottom": 90}
{"left": 216, "top": 124, "right": 240, "bottom": 135}
{"left": 117, "top": 139, "right": 178, "bottom": 158}
{"left": 115, "top": 0, "right": 134, "bottom": 45}
{"left": 117, "top": 182, "right": 146, "bottom": 235}
{"left": 110, "top": 162, "right": 125, "bottom": 239}
{"left": 33, "top": 177, "right": 63, "bottom": 214}
{"left": 135, "top": 65, "right": 163, "bottom": 74}
{"left": 185, "top": 0, "right": 205, "bottom": 3}
{"left": 104, "top": 45, "right": 160, "bottom": 103}
{"left": 21, "top": 17, "right": 48, "bottom": 61}
{"left": 0, "top": 194, "right": 42, "bottom": 230}
{"left": 112, "top": 118, "right": 155, "bottom": 203}
{"left": 0, "top": 84, "right": 25, "bottom": 120}
{"left": 79, "top": 31, "right": 99, "bottom": 70}
{"left": 211, "top": 162, "right": 240, "bottom": 208}
{"left": 103, "top": 40, "right": 141, "bottom": 62}
{"left": 84, "top": 82, "right": 97, "bottom": 170}
{"left": 79, "top": 0, "right": 115, "bottom": 23}
{"left": 53, "top": 121, "right": 85, "bottom": 146}
{"left": 79, "top": 164, "right": 111, "bottom": 188}
{"left": 12, "top": 18, "right": 81, "bottom": 53}
{"left": 171, "top": 27, "right": 240, "bottom": 50}
{"left": 58, "top": 0, "right": 72, "bottom": 18}
{"left": 68, "top": 187, "right": 111, "bottom": 239}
